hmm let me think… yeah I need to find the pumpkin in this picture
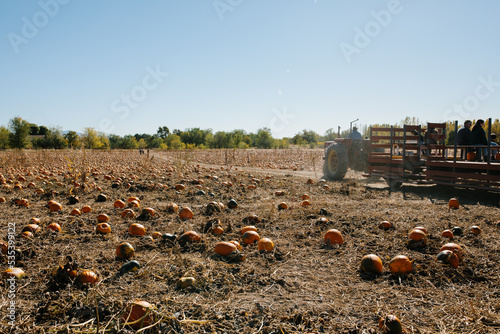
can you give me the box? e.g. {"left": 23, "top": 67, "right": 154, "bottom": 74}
{"left": 275, "top": 190, "right": 285, "bottom": 196}
{"left": 16, "top": 198, "right": 29, "bottom": 207}
{"left": 306, "top": 178, "right": 314, "bottom": 184}
{"left": 389, "top": 255, "right": 413, "bottom": 276}
{"left": 21, "top": 231, "right": 33, "bottom": 239}
{"left": 413, "top": 226, "right": 428, "bottom": 234}
{"left": 174, "top": 184, "right": 185, "bottom": 191}
{"left": 212, "top": 225, "right": 224, "bottom": 235}
{"left": 0, "top": 197, "right": 6, "bottom": 203}
{"left": 179, "top": 207, "right": 194, "bottom": 221}
{"left": 257, "top": 238, "right": 274, "bottom": 253}
{"left": 129, "top": 223, "right": 146, "bottom": 236}
{"left": 301, "top": 194, "right": 310, "bottom": 200}
{"left": 215, "top": 241, "right": 237, "bottom": 256}
{"left": 177, "top": 276, "right": 196, "bottom": 289}
{"left": 300, "top": 200, "right": 311, "bottom": 207}
{"left": 70, "top": 208, "right": 81, "bottom": 216}
{"left": 151, "top": 231, "right": 162, "bottom": 239}
{"left": 49, "top": 201, "right": 63, "bottom": 212}
{"left": 77, "top": 270, "right": 98, "bottom": 285}
{"left": 448, "top": 198, "right": 459, "bottom": 209}
{"left": 97, "top": 213, "right": 110, "bottom": 222}
{"left": 0, "top": 241, "right": 7, "bottom": 255}
{"left": 441, "top": 229, "right": 453, "bottom": 239}
{"left": 120, "top": 260, "right": 141, "bottom": 274}
{"left": 128, "top": 200, "right": 140, "bottom": 208}
{"left": 47, "top": 222, "right": 61, "bottom": 232}
{"left": 116, "top": 242, "right": 135, "bottom": 259}
{"left": 452, "top": 226, "right": 463, "bottom": 236}
{"left": 127, "top": 196, "right": 140, "bottom": 203}
{"left": 437, "top": 250, "right": 459, "bottom": 269}
{"left": 96, "top": 223, "right": 112, "bottom": 234}
{"left": 440, "top": 243, "right": 465, "bottom": 260}
{"left": 3, "top": 267, "right": 26, "bottom": 279}
{"left": 378, "top": 221, "right": 392, "bottom": 230}
{"left": 121, "top": 300, "right": 153, "bottom": 330}
{"left": 379, "top": 314, "right": 403, "bottom": 334}
{"left": 408, "top": 229, "right": 427, "bottom": 244}
{"left": 81, "top": 205, "right": 92, "bottom": 213}
{"left": 142, "top": 207, "right": 155, "bottom": 217}
{"left": 360, "top": 254, "right": 383, "bottom": 275}
{"left": 166, "top": 202, "right": 179, "bottom": 213}
{"left": 114, "top": 200, "right": 126, "bottom": 209}
{"left": 242, "top": 231, "right": 260, "bottom": 245}
{"left": 229, "top": 240, "right": 242, "bottom": 251}
{"left": 277, "top": 202, "right": 288, "bottom": 210}
{"left": 178, "top": 231, "right": 200, "bottom": 244}
{"left": 121, "top": 209, "right": 135, "bottom": 219}
{"left": 466, "top": 151, "right": 476, "bottom": 161}
{"left": 240, "top": 226, "right": 258, "bottom": 235}
{"left": 324, "top": 229, "right": 343, "bottom": 246}
{"left": 469, "top": 226, "right": 481, "bottom": 235}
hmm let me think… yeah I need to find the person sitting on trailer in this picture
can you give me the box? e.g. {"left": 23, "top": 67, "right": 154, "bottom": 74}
{"left": 348, "top": 126, "right": 362, "bottom": 140}
{"left": 456, "top": 120, "right": 472, "bottom": 159}
{"left": 491, "top": 133, "right": 498, "bottom": 159}
{"left": 470, "top": 119, "right": 488, "bottom": 161}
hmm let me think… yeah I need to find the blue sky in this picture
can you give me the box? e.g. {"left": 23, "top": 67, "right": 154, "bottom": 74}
{"left": 1, "top": 0, "right": 499, "bottom": 138}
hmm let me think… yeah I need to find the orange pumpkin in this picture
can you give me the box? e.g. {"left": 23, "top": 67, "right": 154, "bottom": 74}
{"left": 47, "top": 222, "right": 61, "bottom": 232}
{"left": 469, "top": 225, "right": 481, "bottom": 235}
{"left": 179, "top": 207, "right": 194, "bottom": 221}
{"left": 413, "top": 226, "right": 428, "bottom": 234}
{"left": 301, "top": 194, "right": 310, "bottom": 200}
{"left": 81, "top": 205, "right": 92, "bottom": 213}
{"left": 142, "top": 207, "right": 155, "bottom": 217}
{"left": 29, "top": 217, "right": 40, "bottom": 224}
{"left": 448, "top": 198, "right": 459, "bottom": 210}
{"left": 121, "top": 300, "right": 153, "bottom": 330}
{"left": 166, "top": 202, "right": 179, "bottom": 213}
{"left": 300, "top": 200, "right": 311, "bottom": 207}
{"left": 360, "top": 254, "right": 383, "bottom": 275}
{"left": 114, "top": 200, "right": 126, "bottom": 209}
{"left": 49, "top": 201, "right": 62, "bottom": 212}
{"left": 466, "top": 151, "right": 476, "bottom": 161}
{"left": 127, "top": 196, "right": 141, "bottom": 204}
{"left": 97, "top": 213, "right": 110, "bottom": 222}
{"left": 77, "top": 270, "right": 98, "bottom": 285}
{"left": 441, "top": 229, "right": 453, "bottom": 239}
{"left": 96, "top": 223, "right": 112, "bottom": 234}
{"left": 0, "top": 241, "right": 7, "bottom": 255}
{"left": 0, "top": 197, "right": 6, "bottom": 203}
{"left": 277, "top": 202, "right": 288, "bottom": 210}
{"left": 379, "top": 315, "right": 403, "bottom": 334}
{"left": 437, "top": 250, "right": 459, "bottom": 269}
{"left": 214, "top": 241, "right": 237, "bottom": 256}
{"left": 178, "top": 231, "right": 200, "bottom": 244}
{"left": 21, "top": 231, "right": 33, "bottom": 239}
{"left": 242, "top": 231, "right": 260, "bottom": 245}
{"left": 212, "top": 225, "right": 224, "bottom": 235}
{"left": 128, "top": 200, "right": 140, "bottom": 208}
{"left": 409, "top": 229, "right": 427, "bottom": 243}
{"left": 257, "top": 238, "right": 274, "bottom": 252}
{"left": 440, "top": 243, "right": 465, "bottom": 260}
{"left": 389, "top": 255, "right": 413, "bottom": 276}
{"left": 229, "top": 240, "right": 242, "bottom": 251}
{"left": 129, "top": 223, "right": 146, "bottom": 236}
{"left": 70, "top": 208, "right": 81, "bottom": 216}
{"left": 324, "top": 229, "right": 343, "bottom": 246}
{"left": 240, "top": 226, "right": 258, "bottom": 235}
{"left": 174, "top": 184, "right": 185, "bottom": 191}
{"left": 22, "top": 224, "right": 40, "bottom": 233}
{"left": 116, "top": 242, "right": 135, "bottom": 259}
{"left": 378, "top": 221, "right": 392, "bottom": 230}
{"left": 151, "top": 231, "right": 162, "bottom": 239}
{"left": 121, "top": 209, "right": 135, "bottom": 219}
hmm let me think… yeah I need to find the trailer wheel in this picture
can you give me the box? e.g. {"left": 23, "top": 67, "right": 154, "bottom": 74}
{"left": 384, "top": 178, "right": 402, "bottom": 189}
{"left": 323, "top": 143, "right": 348, "bottom": 180}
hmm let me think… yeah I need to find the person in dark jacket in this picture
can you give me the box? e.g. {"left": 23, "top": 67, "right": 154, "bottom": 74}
{"left": 456, "top": 120, "right": 472, "bottom": 159}
{"left": 470, "top": 119, "right": 487, "bottom": 160}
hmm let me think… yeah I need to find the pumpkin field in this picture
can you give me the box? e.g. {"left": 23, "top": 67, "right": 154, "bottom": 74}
{"left": 1, "top": 149, "right": 500, "bottom": 334}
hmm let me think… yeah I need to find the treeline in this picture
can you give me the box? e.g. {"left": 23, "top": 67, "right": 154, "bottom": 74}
{"left": 1, "top": 117, "right": 499, "bottom": 150}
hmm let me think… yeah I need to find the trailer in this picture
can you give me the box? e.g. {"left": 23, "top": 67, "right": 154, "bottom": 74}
{"left": 363, "top": 118, "right": 500, "bottom": 192}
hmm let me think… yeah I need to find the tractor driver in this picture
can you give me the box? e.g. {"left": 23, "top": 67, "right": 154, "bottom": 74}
{"left": 348, "top": 126, "right": 362, "bottom": 140}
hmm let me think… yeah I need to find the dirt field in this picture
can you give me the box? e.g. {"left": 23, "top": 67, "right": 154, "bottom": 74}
{"left": 1, "top": 149, "right": 500, "bottom": 334}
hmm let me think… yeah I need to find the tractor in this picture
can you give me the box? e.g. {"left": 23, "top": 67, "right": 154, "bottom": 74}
{"left": 322, "top": 138, "right": 371, "bottom": 180}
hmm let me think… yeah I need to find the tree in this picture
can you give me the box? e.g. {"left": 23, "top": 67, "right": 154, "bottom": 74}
{"left": 323, "top": 128, "right": 337, "bottom": 141}
{"left": 255, "top": 128, "right": 274, "bottom": 149}
{"left": 39, "top": 128, "right": 67, "bottom": 149}
{"left": 157, "top": 126, "right": 170, "bottom": 139}
{"left": 0, "top": 126, "right": 9, "bottom": 149}
{"left": 39, "top": 126, "right": 49, "bottom": 136}
{"left": 137, "top": 138, "right": 147, "bottom": 149}
{"left": 81, "top": 127, "right": 103, "bottom": 149}
{"left": 29, "top": 124, "right": 39, "bottom": 135}
{"left": 64, "top": 131, "right": 80, "bottom": 148}
{"left": 8, "top": 117, "right": 31, "bottom": 149}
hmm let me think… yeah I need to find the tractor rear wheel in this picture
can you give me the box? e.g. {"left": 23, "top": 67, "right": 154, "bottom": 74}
{"left": 323, "top": 143, "right": 348, "bottom": 180}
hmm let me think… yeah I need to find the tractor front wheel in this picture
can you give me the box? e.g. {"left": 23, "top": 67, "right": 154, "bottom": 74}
{"left": 323, "top": 143, "right": 348, "bottom": 180}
